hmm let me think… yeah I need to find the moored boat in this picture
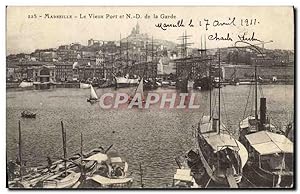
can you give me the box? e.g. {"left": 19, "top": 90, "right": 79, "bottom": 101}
{"left": 38, "top": 170, "right": 81, "bottom": 188}
{"left": 196, "top": 116, "right": 248, "bottom": 187}
{"left": 172, "top": 168, "right": 199, "bottom": 188}
{"left": 80, "top": 83, "right": 91, "bottom": 89}
{"left": 7, "top": 121, "right": 133, "bottom": 189}
{"left": 242, "top": 131, "right": 293, "bottom": 188}
{"left": 115, "top": 75, "right": 139, "bottom": 88}
{"left": 238, "top": 52, "right": 294, "bottom": 188}
{"left": 19, "top": 81, "right": 34, "bottom": 88}
{"left": 76, "top": 152, "right": 133, "bottom": 188}
{"left": 194, "top": 49, "right": 248, "bottom": 188}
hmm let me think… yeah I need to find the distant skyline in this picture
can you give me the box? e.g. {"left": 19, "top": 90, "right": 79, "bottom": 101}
{"left": 6, "top": 6, "right": 294, "bottom": 55}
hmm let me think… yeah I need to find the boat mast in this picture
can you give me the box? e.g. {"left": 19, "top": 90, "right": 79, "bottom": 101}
{"left": 205, "top": 36, "right": 212, "bottom": 119}
{"left": 61, "top": 121, "right": 67, "bottom": 177}
{"left": 18, "top": 120, "right": 23, "bottom": 180}
{"left": 209, "top": 61, "right": 212, "bottom": 119}
{"left": 152, "top": 36, "right": 154, "bottom": 80}
{"left": 80, "top": 132, "right": 83, "bottom": 164}
{"left": 120, "top": 33, "right": 122, "bottom": 58}
{"left": 139, "top": 163, "right": 144, "bottom": 188}
{"left": 126, "top": 37, "right": 129, "bottom": 72}
{"left": 218, "top": 49, "right": 221, "bottom": 134}
{"left": 255, "top": 64, "right": 258, "bottom": 121}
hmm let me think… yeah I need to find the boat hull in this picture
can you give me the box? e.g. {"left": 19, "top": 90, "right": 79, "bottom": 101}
{"left": 21, "top": 112, "right": 36, "bottom": 118}
{"left": 197, "top": 142, "right": 238, "bottom": 185}
{"left": 42, "top": 172, "right": 81, "bottom": 188}
{"left": 87, "top": 99, "right": 99, "bottom": 103}
{"left": 115, "top": 77, "right": 139, "bottom": 88}
{"left": 243, "top": 163, "right": 293, "bottom": 188}
{"left": 196, "top": 133, "right": 246, "bottom": 187}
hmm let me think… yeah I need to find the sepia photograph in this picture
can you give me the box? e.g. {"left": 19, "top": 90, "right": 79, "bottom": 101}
{"left": 5, "top": 6, "right": 295, "bottom": 189}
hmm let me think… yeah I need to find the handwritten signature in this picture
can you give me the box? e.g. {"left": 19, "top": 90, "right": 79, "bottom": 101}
{"left": 208, "top": 32, "right": 261, "bottom": 42}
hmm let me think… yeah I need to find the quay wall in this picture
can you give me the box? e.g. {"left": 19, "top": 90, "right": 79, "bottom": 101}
{"left": 223, "top": 65, "right": 294, "bottom": 80}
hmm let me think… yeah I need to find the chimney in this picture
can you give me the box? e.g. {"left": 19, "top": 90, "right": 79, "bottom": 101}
{"left": 260, "top": 97, "right": 267, "bottom": 130}
{"left": 212, "top": 118, "right": 218, "bottom": 132}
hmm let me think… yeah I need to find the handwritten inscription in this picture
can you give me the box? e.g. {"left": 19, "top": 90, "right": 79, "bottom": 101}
{"left": 155, "top": 19, "right": 185, "bottom": 31}
{"left": 208, "top": 32, "right": 261, "bottom": 42}
{"left": 238, "top": 32, "right": 260, "bottom": 42}
{"left": 208, "top": 33, "right": 233, "bottom": 41}
{"left": 155, "top": 17, "right": 259, "bottom": 31}
{"left": 25, "top": 12, "right": 262, "bottom": 43}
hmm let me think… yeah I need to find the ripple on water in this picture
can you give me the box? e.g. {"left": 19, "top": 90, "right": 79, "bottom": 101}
{"left": 6, "top": 85, "right": 294, "bottom": 187}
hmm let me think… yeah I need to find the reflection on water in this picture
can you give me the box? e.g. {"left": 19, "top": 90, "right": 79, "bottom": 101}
{"left": 6, "top": 85, "right": 293, "bottom": 188}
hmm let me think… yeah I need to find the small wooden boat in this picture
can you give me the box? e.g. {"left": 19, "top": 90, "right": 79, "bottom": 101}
{"left": 172, "top": 168, "right": 199, "bottom": 188}
{"left": 37, "top": 170, "right": 81, "bottom": 188}
{"left": 21, "top": 111, "right": 36, "bottom": 118}
{"left": 74, "top": 152, "right": 133, "bottom": 188}
{"left": 8, "top": 121, "right": 133, "bottom": 189}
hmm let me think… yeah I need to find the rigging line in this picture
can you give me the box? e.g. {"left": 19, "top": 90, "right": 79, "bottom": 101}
{"left": 221, "top": 90, "right": 231, "bottom": 132}
{"left": 267, "top": 98, "right": 291, "bottom": 119}
{"left": 242, "top": 84, "right": 253, "bottom": 119}
{"left": 210, "top": 89, "right": 216, "bottom": 117}
{"left": 51, "top": 137, "right": 104, "bottom": 160}
{"left": 49, "top": 132, "right": 82, "bottom": 157}
{"left": 212, "top": 89, "right": 217, "bottom": 117}
{"left": 243, "top": 175, "right": 257, "bottom": 187}
{"left": 258, "top": 84, "right": 264, "bottom": 98}
{"left": 250, "top": 82, "right": 255, "bottom": 116}
{"left": 266, "top": 113, "right": 282, "bottom": 131}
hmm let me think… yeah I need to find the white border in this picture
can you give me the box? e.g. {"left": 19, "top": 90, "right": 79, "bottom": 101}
{"left": 1, "top": 0, "right": 298, "bottom": 194}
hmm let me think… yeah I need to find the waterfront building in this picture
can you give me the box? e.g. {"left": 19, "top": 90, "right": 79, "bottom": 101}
{"left": 31, "top": 65, "right": 56, "bottom": 83}
{"left": 54, "top": 62, "right": 74, "bottom": 82}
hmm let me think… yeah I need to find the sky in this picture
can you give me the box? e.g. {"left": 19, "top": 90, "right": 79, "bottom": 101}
{"left": 6, "top": 6, "right": 294, "bottom": 55}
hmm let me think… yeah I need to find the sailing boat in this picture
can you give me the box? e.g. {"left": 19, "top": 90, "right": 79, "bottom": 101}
{"left": 195, "top": 49, "right": 248, "bottom": 187}
{"left": 36, "top": 121, "right": 81, "bottom": 188}
{"left": 87, "top": 85, "right": 99, "bottom": 103}
{"left": 128, "top": 78, "right": 145, "bottom": 103}
{"left": 8, "top": 122, "right": 133, "bottom": 189}
{"left": 239, "top": 57, "right": 294, "bottom": 188}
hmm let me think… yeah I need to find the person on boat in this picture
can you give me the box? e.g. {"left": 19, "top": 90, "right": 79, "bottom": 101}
{"left": 97, "top": 161, "right": 110, "bottom": 177}
{"left": 15, "top": 156, "right": 21, "bottom": 166}
{"left": 80, "top": 161, "right": 88, "bottom": 180}
{"left": 219, "top": 152, "right": 231, "bottom": 174}
{"left": 105, "top": 163, "right": 113, "bottom": 178}
{"left": 8, "top": 160, "right": 17, "bottom": 180}
{"left": 111, "top": 164, "right": 117, "bottom": 177}
{"left": 47, "top": 156, "right": 53, "bottom": 172}
{"left": 114, "top": 166, "right": 125, "bottom": 177}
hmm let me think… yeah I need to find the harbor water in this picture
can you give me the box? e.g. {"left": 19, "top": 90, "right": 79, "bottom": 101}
{"left": 6, "top": 85, "right": 294, "bottom": 188}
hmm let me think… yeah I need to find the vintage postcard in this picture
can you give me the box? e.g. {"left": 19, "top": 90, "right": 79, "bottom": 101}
{"left": 6, "top": 6, "right": 294, "bottom": 189}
